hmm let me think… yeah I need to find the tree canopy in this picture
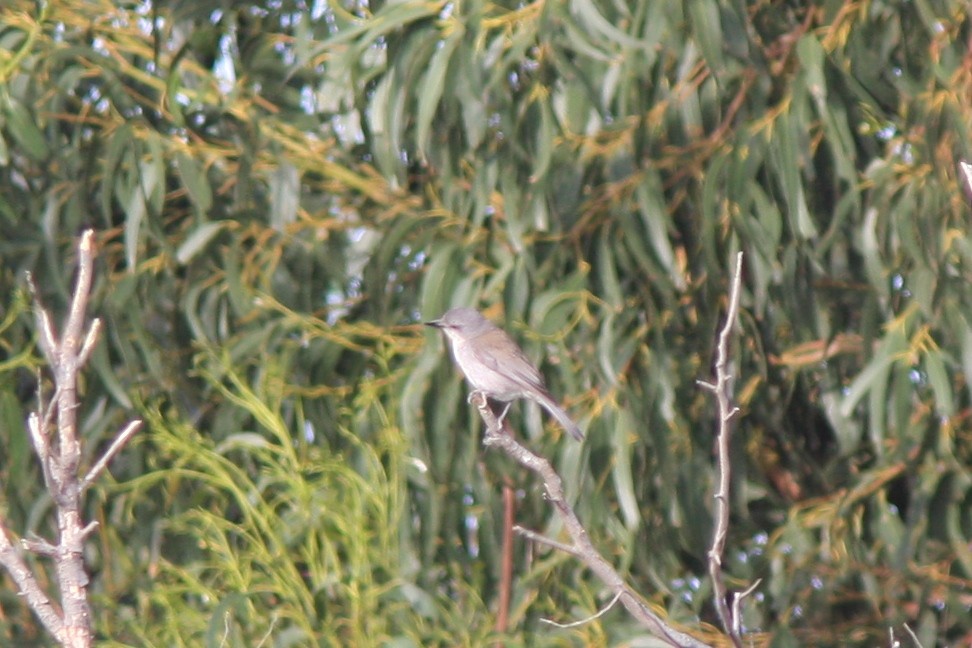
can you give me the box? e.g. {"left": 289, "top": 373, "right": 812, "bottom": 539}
{"left": 2, "top": 0, "right": 972, "bottom": 645}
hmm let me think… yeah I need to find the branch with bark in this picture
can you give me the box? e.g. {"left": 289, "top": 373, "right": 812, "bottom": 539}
{"left": 473, "top": 253, "right": 752, "bottom": 647}
{"left": 473, "top": 397, "right": 709, "bottom": 647}
{"left": 698, "top": 251, "right": 759, "bottom": 646}
{"left": 0, "top": 230, "right": 142, "bottom": 648}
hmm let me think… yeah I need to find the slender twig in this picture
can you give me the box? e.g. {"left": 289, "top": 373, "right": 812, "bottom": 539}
{"left": 696, "top": 251, "right": 748, "bottom": 647}
{"left": 512, "top": 525, "right": 581, "bottom": 557}
{"left": 27, "top": 411, "right": 54, "bottom": 489}
{"left": 900, "top": 623, "right": 922, "bottom": 648}
{"left": 22, "top": 536, "right": 59, "bottom": 556}
{"left": 493, "top": 482, "right": 515, "bottom": 642}
{"left": 80, "top": 420, "right": 143, "bottom": 492}
{"left": 79, "top": 521, "right": 99, "bottom": 541}
{"left": 958, "top": 160, "right": 972, "bottom": 206}
{"left": 26, "top": 271, "right": 57, "bottom": 361}
{"left": 76, "top": 319, "right": 102, "bottom": 369}
{"left": 473, "top": 395, "right": 710, "bottom": 648}
{"left": 540, "top": 590, "right": 623, "bottom": 629}
{"left": 731, "top": 578, "right": 761, "bottom": 638}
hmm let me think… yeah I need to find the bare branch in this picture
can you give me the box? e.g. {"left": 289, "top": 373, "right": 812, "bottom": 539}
{"left": 703, "top": 251, "right": 753, "bottom": 648}
{"left": 900, "top": 623, "right": 923, "bottom": 648}
{"left": 0, "top": 230, "right": 139, "bottom": 648}
{"left": 63, "top": 230, "right": 96, "bottom": 359}
{"left": 473, "top": 394, "right": 710, "bottom": 648}
{"left": 27, "top": 412, "right": 50, "bottom": 469}
{"left": 0, "top": 523, "right": 64, "bottom": 639}
{"left": 540, "top": 590, "right": 623, "bottom": 629}
{"left": 958, "top": 160, "right": 972, "bottom": 207}
{"left": 39, "top": 379, "right": 61, "bottom": 444}
{"left": 81, "top": 419, "right": 143, "bottom": 493}
{"left": 22, "top": 536, "right": 58, "bottom": 557}
{"left": 731, "top": 578, "right": 761, "bottom": 638}
{"left": 76, "top": 319, "right": 102, "bottom": 369}
{"left": 79, "top": 522, "right": 99, "bottom": 541}
{"left": 25, "top": 271, "right": 59, "bottom": 364}
{"left": 513, "top": 525, "right": 582, "bottom": 557}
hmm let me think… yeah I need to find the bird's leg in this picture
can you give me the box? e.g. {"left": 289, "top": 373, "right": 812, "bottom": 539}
{"left": 467, "top": 389, "right": 487, "bottom": 405}
{"left": 495, "top": 401, "right": 512, "bottom": 427}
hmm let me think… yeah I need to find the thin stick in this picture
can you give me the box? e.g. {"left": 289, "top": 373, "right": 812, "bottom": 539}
{"left": 540, "top": 590, "right": 623, "bottom": 629}
{"left": 493, "top": 482, "right": 514, "bottom": 641}
{"left": 512, "top": 525, "right": 581, "bottom": 557}
{"left": 731, "top": 578, "right": 761, "bottom": 638}
{"left": 81, "top": 420, "right": 143, "bottom": 492}
{"left": 697, "top": 251, "right": 747, "bottom": 647}
{"left": 958, "top": 160, "right": 972, "bottom": 206}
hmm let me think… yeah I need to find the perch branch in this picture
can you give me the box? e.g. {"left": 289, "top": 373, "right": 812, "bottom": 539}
{"left": 473, "top": 395, "right": 710, "bottom": 648}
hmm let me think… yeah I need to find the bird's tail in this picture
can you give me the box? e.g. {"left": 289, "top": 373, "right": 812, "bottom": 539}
{"left": 536, "top": 394, "right": 584, "bottom": 441}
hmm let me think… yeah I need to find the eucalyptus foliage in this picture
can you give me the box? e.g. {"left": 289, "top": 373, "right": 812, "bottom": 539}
{"left": 1, "top": 0, "right": 971, "bottom": 645}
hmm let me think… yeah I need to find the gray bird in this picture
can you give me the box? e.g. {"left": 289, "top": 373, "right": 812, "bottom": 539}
{"left": 426, "top": 307, "right": 584, "bottom": 441}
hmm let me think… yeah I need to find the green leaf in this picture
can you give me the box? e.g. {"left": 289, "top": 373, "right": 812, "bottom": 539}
{"left": 923, "top": 346, "right": 953, "bottom": 417}
{"left": 569, "top": 0, "right": 646, "bottom": 51}
{"left": 688, "top": 0, "right": 724, "bottom": 74}
{"left": 176, "top": 221, "right": 228, "bottom": 265}
{"left": 176, "top": 152, "right": 213, "bottom": 216}
{"left": 613, "top": 410, "right": 640, "bottom": 530}
{"left": 1, "top": 95, "right": 49, "bottom": 161}
{"left": 416, "top": 30, "right": 462, "bottom": 160}
{"left": 269, "top": 161, "right": 300, "bottom": 230}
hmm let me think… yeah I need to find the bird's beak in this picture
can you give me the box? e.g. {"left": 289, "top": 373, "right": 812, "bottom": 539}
{"left": 425, "top": 319, "right": 443, "bottom": 328}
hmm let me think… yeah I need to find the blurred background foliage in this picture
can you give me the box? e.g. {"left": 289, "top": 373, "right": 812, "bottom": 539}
{"left": 1, "top": 0, "right": 971, "bottom": 645}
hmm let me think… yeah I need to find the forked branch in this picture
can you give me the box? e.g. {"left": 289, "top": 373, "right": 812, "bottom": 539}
{"left": 472, "top": 397, "right": 710, "bottom": 648}
{"left": 0, "top": 230, "right": 142, "bottom": 648}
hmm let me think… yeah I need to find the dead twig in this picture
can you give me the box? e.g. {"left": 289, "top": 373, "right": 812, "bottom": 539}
{"left": 0, "top": 230, "right": 142, "bottom": 648}
{"left": 697, "top": 251, "right": 757, "bottom": 647}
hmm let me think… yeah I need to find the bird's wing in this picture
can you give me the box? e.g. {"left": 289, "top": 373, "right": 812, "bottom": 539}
{"left": 472, "top": 330, "right": 549, "bottom": 393}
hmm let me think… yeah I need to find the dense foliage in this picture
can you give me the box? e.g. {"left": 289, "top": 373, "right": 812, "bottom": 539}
{"left": 2, "top": 0, "right": 972, "bottom": 645}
